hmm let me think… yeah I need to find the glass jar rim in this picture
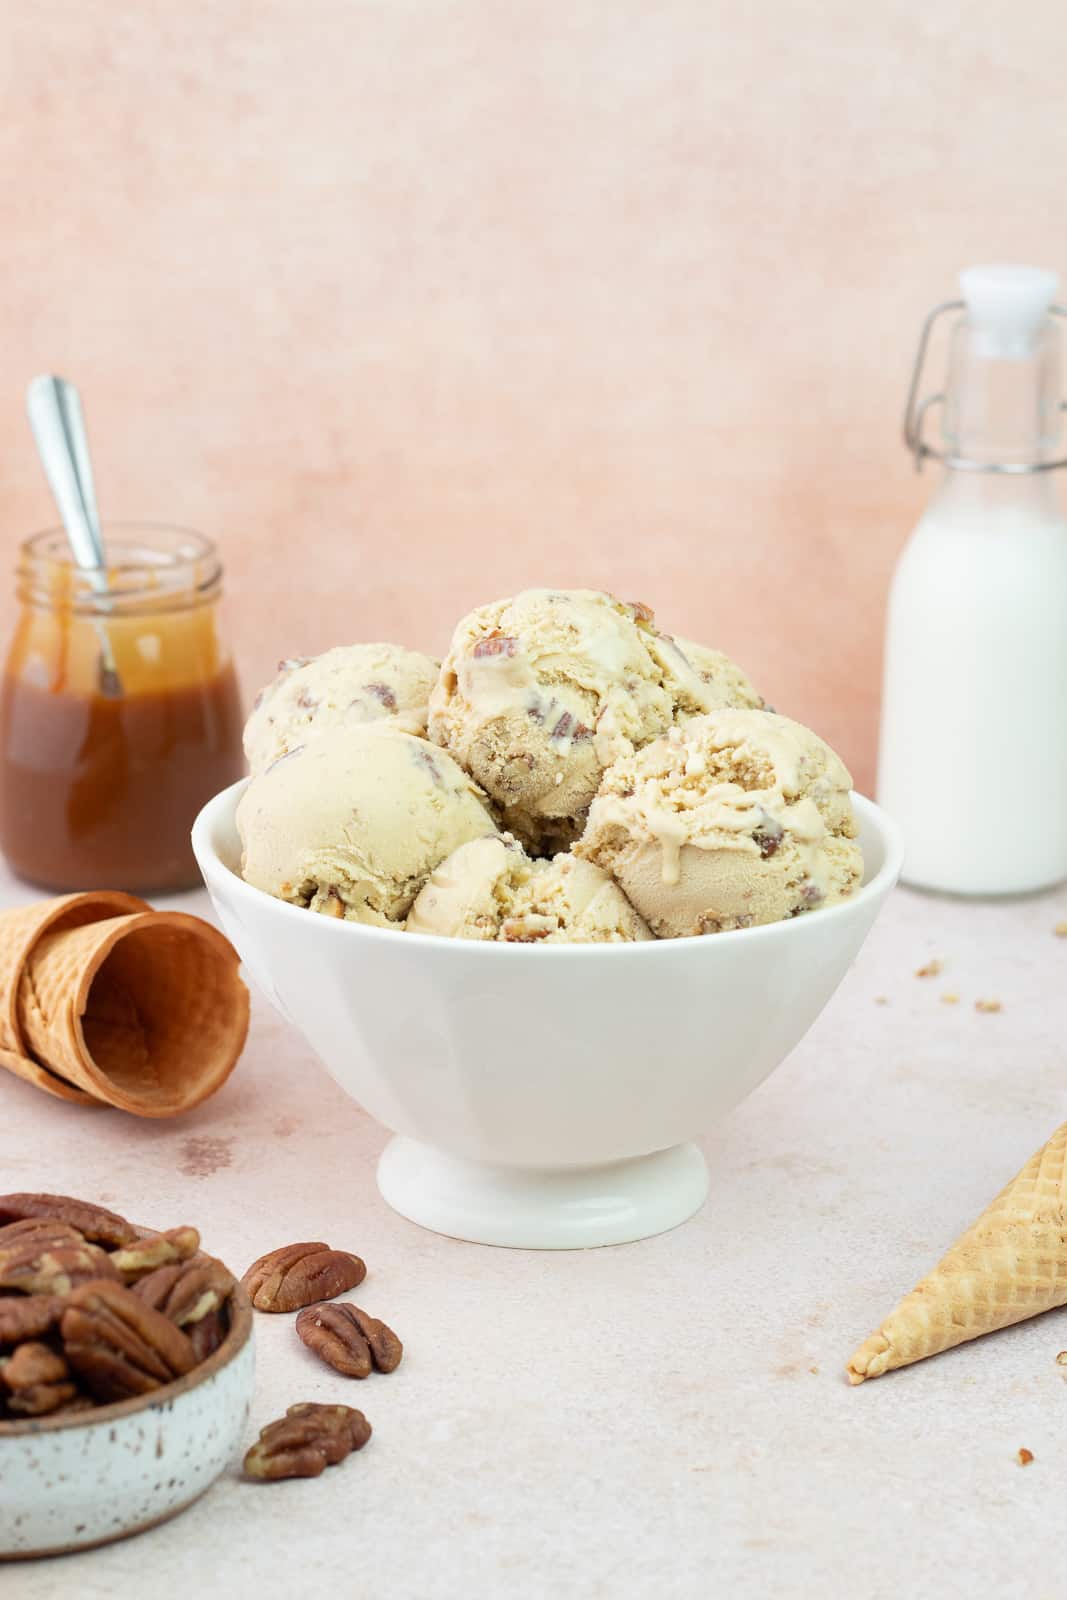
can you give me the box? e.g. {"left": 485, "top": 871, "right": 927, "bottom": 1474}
{"left": 17, "top": 523, "right": 223, "bottom": 615}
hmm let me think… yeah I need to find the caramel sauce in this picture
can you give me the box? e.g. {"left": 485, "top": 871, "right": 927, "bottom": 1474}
{"left": 0, "top": 579, "right": 243, "bottom": 893}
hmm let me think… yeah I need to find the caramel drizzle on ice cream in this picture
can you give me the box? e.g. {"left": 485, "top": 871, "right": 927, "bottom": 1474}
{"left": 575, "top": 708, "right": 860, "bottom": 936}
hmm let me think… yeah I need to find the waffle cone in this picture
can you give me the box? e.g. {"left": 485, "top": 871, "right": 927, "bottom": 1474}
{"left": 0, "top": 893, "right": 148, "bottom": 1104}
{"left": 16, "top": 910, "right": 249, "bottom": 1117}
{"left": 848, "top": 1121, "right": 1067, "bottom": 1384}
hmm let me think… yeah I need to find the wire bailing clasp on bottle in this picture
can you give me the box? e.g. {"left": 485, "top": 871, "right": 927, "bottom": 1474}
{"left": 903, "top": 299, "right": 1067, "bottom": 475}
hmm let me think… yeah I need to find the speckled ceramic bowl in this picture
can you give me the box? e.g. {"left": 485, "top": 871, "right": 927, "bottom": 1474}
{"left": 0, "top": 1284, "right": 254, "bottom": 1560}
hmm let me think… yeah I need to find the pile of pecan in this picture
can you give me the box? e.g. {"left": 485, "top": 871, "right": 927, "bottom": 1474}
{"left": 1, "top": 1193, "right": 405, "bottom": 1495}
{"left": 238, "top": 1239, "right": 403, "bottom": 1480}
{"left": 0, "top": 1191, "right": 236, "bottom": 1419}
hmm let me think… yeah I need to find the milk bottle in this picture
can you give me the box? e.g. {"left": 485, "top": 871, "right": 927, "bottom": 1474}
{"left": 878, "top": 265, "right": 1067, "bottom": 894}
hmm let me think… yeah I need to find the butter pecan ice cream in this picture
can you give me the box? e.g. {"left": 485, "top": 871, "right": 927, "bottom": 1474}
{"left": 237, "top": 724, "right": 497, "bottom": 926}
{"left": 406, "top": 834, "right": 652, "bottom": 943}
{"left": 244, "top": 643, "right": 440, "bottom": 774}
{"left": 576, "top": 709, "right": 862, "bottom": 937}
{"left": 427, "top": 589, "right": 720, "bottom": 854}
{"left": 673, "top": 638, "right": 765, "bottom": 711}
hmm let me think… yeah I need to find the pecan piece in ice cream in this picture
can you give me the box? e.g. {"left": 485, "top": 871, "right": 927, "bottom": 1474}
{"left": 296, "top": 1302, "right": 403, "bottom": 1378}
{"left": 111, "top": 1227, "right": 201, "bottom": 1282}
{"left": 133, "top": 1254, "right": 236, "bottom": 1327}
{"left": 0, "top": 1229, "right": 121, "bottom": 1297}
{"left": 0, "top": 1293, "right": 65, "bottom": 1344}
{"left": 428, "top": 589, "right": 725, "bottom": 853}
{"left": 0, "top": 1340, "right": 79, "bottom": 1416}
{"left": 0, "top": 1193, "right": 136, "bottom": 1248}
{"left": 244, "top": 1402, "right": 372, "bottom": 1480}
{"left": 576, "top": 709, "right": 862, "bottom": 937}
{"left": 243, "top": 642, "right": 441, "bottom": 773}
{"left": 407, "top": 835, "right": 651, "bottom": 944}
{"left": 241, "top": 1242, "right": 366, "bottom": 1313}
{"left": 61, "top": 1280, "right": 197, "bottom": 1401}
{"left": 237, "top": 723, "right": 497, "bottom": 928}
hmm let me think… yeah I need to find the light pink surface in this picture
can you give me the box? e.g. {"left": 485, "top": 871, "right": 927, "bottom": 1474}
{"left": 4, "top": 867, "right": 1067, "bottom": 1592}
{"left": 3, "top": 2, "right": 1065, "bottom": 792}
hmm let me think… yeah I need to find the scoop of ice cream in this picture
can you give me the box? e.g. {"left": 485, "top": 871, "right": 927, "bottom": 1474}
{"left": 244, "top": 643, "right": 440, "bottom": 773}
{"left": 576, "top": 709, "right": 862, "bottom": 937}
{"left": 237, "top": 724, "right": 497, "bottom": 926}
{"left": 406, "top": 834, "right": 652, "bottom": 943}
{"left": 673, "top": 638, "right": 765, "bottom": 711}
{"left": 428, "top": 590, "right": 715, "bottom": 853}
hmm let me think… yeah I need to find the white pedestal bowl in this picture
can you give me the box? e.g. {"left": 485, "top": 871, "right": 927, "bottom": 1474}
{"left": 194, "top": 785, "right": 901, "bottom": 1249}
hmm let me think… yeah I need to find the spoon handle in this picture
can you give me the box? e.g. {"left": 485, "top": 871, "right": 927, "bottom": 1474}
{"left": 57, "top": 378, "right": 106, "bottom": 561}
{"left": 26, "top": 374, "right": 109, "bottom": 586}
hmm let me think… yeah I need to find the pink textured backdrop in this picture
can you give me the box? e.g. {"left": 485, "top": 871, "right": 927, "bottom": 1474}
{"left": 3, "top": 1, "right": 1065, "bottom": 792}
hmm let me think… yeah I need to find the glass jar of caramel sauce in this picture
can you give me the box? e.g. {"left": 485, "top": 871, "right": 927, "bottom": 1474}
{"left": 0, "top": 525, "right": 244, "bottom": 893}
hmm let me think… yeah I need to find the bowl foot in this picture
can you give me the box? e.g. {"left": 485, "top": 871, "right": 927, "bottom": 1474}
{"left": 376, "top": 1137, "right": 709, "bottom": 1249}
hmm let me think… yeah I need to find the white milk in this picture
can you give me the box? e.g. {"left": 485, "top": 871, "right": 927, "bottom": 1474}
{"left": 878, "top": 265, "right": 1067, "bottom": 894}
{"left": 879, "top": 480, "right": 1067, "bottom": 892}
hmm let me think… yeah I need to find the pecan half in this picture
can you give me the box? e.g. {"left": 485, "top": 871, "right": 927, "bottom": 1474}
{"left": 189, "top": 1308, "right": 228, "bottom": 1363}
{"left": 0, "top": 1231, "right": 121, "bottom": 1297}
{"left": 51, "top": 1392, "right": 96, "bottom": 1415}
{"left": 241, "top": 1243, "right": 366, "bottom": 1313}
{"left": 134, "top": 1254, "right": 236, "bottom": 1327}
{"left": 111, "top": 1227, "right": 201, "bottom": 1282}
{"left": 0, "top": 1219, "right": 84, "bottom": 1249}
{"left": 5, "top": 1379, "right": 77, "bottom": 1419}
{"left": 61, "top": 1280, "right": 197, "bottom": 1401}
{"left": 0, "top": 1341, "right": 78, "bottom": 1416}
{"left": 244, "top": 1403, "right": 372, "bottom": 1480}
{"left": 0, "top": 1293, "right": 65, "bottom": 1344}
{"left": 296, "top": 1302, "right": 402, "bottom": 1378}
{"left": 0, "top": 1194, "right": 136, "bottom": 1247}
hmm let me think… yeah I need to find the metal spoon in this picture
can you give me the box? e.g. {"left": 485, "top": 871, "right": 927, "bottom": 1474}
{"left": 26, "top": 375, "right": 122, "bottom": 698}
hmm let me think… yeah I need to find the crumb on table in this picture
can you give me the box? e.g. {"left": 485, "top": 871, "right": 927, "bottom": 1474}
{"left": 874, "top": 995, "right": 889, "bottom": 1006}
{"left": 915, "top": 959, "right": 944, "bottom": 978}
{"left": 1056, "top": 921, "right": 1067, "bottom": 938}
{"left": 1017, "top": 1448, "right": 1034, "bottom": 1466}
{"left": 975, "top": 999, "right": 1002, "bottom": 1014}
{"left": 940, "top": 992, "right": 959, "bottom": 1005}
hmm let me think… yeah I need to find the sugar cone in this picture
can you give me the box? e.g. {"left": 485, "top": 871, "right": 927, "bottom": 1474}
{"left": 848, "top": 1121, "right": 1067, "bottom": 1384}
{"left": 0, "top": 892, "right": 148, "bottom": 1104}
{"left": 17, "top": 910, "right": 249, "bottom": 1117}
